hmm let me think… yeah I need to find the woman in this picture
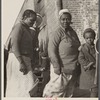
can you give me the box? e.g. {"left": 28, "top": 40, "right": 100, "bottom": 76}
{"left": 5, "top": 9, "right": 38, "bottom": 97}
{"left": 43, "top": 9, "right": 81, "bottom": 97}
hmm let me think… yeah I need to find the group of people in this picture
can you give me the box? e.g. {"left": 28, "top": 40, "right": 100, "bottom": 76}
{"left": 4, "top": 9, "right": 98, "bottom": 97}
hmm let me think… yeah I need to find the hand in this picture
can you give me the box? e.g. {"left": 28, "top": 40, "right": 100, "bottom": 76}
{"left": 84, "top": 62, "right": 94, "bottom": 71}
{"left": 19, "top": 63, "right": 28, "bottom": 75}
{"left": 89, "top": 62, "right": 94, "bottom": 66}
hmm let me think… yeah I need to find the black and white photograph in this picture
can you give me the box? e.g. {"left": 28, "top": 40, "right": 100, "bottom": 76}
{"left": 2, "top": 0, "right": 99, "bottom": 99}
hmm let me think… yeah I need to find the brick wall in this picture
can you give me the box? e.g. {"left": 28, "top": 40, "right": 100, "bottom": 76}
{"left": 62, "top": 0, "right": 98, "bottom": 43}
{"left": 35, "top": 0, "right": 98, "bottom": 44}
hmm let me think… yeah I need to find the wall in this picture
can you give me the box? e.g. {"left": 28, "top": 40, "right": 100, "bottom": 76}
{"left": 3, "top": 0, "right": 25, "bottom": 43}
{"left": 34, "top": 0, "right": 59, "bottom": 51}
{"left": 3, "top": 0, "right": 98, "bottom": 44}
{"left": 62, "top": 0, "right": 98, "bottom": 43}
{"left": 36, "top": 0, "right": 98, "bottom": 44}
{"left": 15, "top": 0, "right": 36, "bottom": 24}
{"left": 3, "top": 0, "right": 36, "bottom": 44}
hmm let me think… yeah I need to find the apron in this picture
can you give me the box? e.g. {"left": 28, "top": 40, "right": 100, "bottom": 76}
{"left": 6, "top": 53, "right": 38, "bottom": 97}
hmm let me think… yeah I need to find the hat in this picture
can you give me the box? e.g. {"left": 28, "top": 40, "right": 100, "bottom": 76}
{"left": 59, "top": 9, "right": 71, "bottom": 18}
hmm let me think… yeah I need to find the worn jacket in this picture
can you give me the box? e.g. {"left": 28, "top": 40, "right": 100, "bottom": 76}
{"left": 78, "top": 43, "right": 96, "bottom": 89}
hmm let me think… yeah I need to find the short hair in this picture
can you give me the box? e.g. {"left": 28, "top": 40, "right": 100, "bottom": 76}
{"left": 83, "top": 28, "right": 96, "bottom": 39}
{"left": 22, "top": 9, "right": 37, "bottom": 20}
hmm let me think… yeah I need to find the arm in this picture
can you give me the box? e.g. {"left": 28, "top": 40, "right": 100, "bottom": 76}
{"left": 11, "top": 24, "right": 23, "bottom": 62}
{"left": 78, "top": 49, "right": 94, "bottom": 71}
{"left": 11, "top": 24, "right": 27, "bottom": 74}
{"left": 78, "top": 49, "right": 90, "bottom": 66}
{"left": 48, "top": 31, "right": 61, "bottom": 75}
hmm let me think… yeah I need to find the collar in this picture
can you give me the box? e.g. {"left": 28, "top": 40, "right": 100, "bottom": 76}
{"left": 86, "top": 43, "right": 95, "bottom": 48}
{"left": 60, "top": 25, "right": 65, "bottom": 31}
{"left": 60, "top": 25, "right": 72, "bottom": 31}
{"left": 20, "top": 20, "right": 30, "bottom": 29}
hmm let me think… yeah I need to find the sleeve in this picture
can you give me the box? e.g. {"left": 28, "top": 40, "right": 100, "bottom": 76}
{"left": 74, "top": 31, "right": 81, "bottom": 47}
{"left": 70, "top": 27, "right": 81, "bottom": 47}
{"left": 78, "top": 47, "right": 90, "bottom": 67}
{"left": 48, "top": 31, "right": 61, "bottom": 72}
{"left": 11, "top": 24, "right": 23, "bottom": 63}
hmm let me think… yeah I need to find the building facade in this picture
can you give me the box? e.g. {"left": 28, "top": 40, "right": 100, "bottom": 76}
{"left": 34, "top": 0, "right": 98, "bottom": 44}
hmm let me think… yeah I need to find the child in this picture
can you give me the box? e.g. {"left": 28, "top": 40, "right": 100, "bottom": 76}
{"left": 78, "top": 28, "right": 96, "bottom": 97}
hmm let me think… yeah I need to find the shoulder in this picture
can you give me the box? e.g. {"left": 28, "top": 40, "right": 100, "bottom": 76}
{"left": 12, "top": 22, "right": 23, "bottom": 31}
{"left": 51, "top": 26, "right": 64, "bottom": 38}
{"left": 11, "top": 23, "right": 23, "bottom": 37}
{"left": 81, "top": 43, "right": 89, "bottom": 51}
{"left": 15, "top": 22, "right": 23, "bottom": 28}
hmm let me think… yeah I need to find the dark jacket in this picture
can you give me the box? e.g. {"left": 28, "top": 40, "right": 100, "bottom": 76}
{"left": 10, "top": 21, "right": 36, "bottom": 58}
{"left": 8, "top": 21, "right": 37, "bottom": 66}
{"left": 78, "top": 43, "right": 96, "bottom": 89}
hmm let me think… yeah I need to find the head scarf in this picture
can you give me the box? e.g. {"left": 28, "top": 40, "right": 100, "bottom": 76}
{"left": 59, "top": 9, "right": 71, "bottom": 18}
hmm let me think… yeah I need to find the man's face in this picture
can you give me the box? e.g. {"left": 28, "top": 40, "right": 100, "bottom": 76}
{"left": 25, "top": 14, "right": 37, "bottom": 27}
{"left": 60, "top": 13, "right": 71, "bottom": 29}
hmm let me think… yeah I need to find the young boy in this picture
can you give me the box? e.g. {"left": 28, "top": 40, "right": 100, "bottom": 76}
{"left": 78, "top": 28, "right": 96, "bottom": 97}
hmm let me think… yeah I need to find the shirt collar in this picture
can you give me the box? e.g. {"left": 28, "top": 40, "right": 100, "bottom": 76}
{"left": 60, "top": 25, "right": 72, "bottom": 32}
{"left": 60, "top": 25, "right": 65, "bottom": 31}
{"left": 86, "top": 43, "right": 95, "bottom": 48}
{"left": 20, "top": 20, "right": 30, "bottom": 29}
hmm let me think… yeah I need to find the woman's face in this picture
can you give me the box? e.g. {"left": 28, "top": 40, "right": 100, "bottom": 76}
{"left": 24, "top": 14, "right": 37, "bottom": 27}
{"left": 60, "top": 13, "right": 71, "bottom": 29}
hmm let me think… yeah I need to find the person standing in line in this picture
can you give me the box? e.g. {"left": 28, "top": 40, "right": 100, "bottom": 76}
{"left": 5, "top": 9, "right": 39, "bottom": 97}
{"left": 43, "top": 9, "right": 81, "bottom": 97}
{"left": 78, "top": 28, "right": 97, "bottom": 97}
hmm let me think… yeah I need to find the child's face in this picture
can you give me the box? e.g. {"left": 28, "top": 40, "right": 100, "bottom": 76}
{"left": 84, "top": 32, "right": 95, "bottom": 45}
